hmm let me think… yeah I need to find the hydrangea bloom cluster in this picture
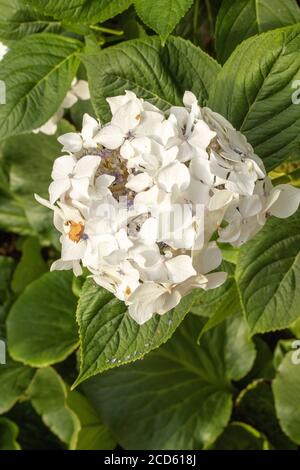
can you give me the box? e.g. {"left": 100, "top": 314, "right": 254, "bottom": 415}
{"left": 36, "top": 91, "right": 300, "bottom": 324}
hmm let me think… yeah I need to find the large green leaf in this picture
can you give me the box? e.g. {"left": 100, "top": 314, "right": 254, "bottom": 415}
{"left": 210, "top": 422, "right": 268, "bottom": 450}
{"left": 7, "top": 271, "right": 79, "bottom": 367}
{"left": 25, "top": 0, "right": 132, "bottom": 24}
{"left": 0, "top": 0, "right": 20, "bottom": 18}
{"left": 0, "top": 33, "right": 81, "bottom": 139}
{"left": 28, "top": 367, "right": 80, "bottom": 449}
{"left": 83, "top": 314, "right": 255, "bottom": 449}
{"left": 83, "top": 35, "right": 221, "bottom": 122}
{"left": 0, "top": 8, "right": 61, "bottom": 41}
{"left": 0, "top": 194, "right": 32, "bottom": 236}
{"left": 237, "top": 380, "right": 296, "bottom": 449}
{"left": 67, "top": 390, "right": 116, "bottom": 450}
{"left": 216, "top": 0, "right": 300, "bottom": 64}
{"left": 134, "top": 0, "right": 193, "bottom": 43}
{"left": 209, "top": 24, "right": 300, "bottom": 171}
{"left": 0, "top": 360, "right": 34, "bottom": 414}
{"left": 0, "top": 256, "right": 16, "bottom": 330}
{"left": 0, "top": 418, "right": 20, "bottom": 450}
{"left": 273, "top": 352, "right": 300, "bottom": 445}
{"left": 11, "top": 237, "right": 47, "bottom": 294}
{"left": 191, "top": 262, "right": 240, "bottom": 339}
{"left": 236, "top": 210, "right": 300, "bottom": 335}
{"left": 74, "top": 279, "right": 196, "bottom": 386}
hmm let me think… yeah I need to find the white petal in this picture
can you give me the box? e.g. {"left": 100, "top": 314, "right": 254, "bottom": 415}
{"left": 190, "top": 156, "right": 214, "bottom": 185}
{"left": 126, "top": 173, "right": 153, "bottom": 192}
{"left": 189, "top": 120, "right": 216, "bottom": 150}
{"left": 49, "top": 178, "right": 71, "bottom": 204}
{"left": 69, "top": 177, "right": 90, "bottom": 200}
{"left": 193, "top": 243, "right": 222, "bottom": 274}
{"left": 157, "top": 161, "right": 190, "bottom": 192}
{"left": 204, "top": 272, "right": 227, "bottom": 289}
{"left": 183, "top": 91, "right": 198, "bottom": 107}
{"left": 239, "top": 195, "right": 262, "bottom": 218}
{"left": 34, "top": 194, "right": 55, "bottom": 211}
{"left": 165, "top": 255, "right": 196, "bottom": 284}
{"left": 120, "top": 140, "right": 135, "bottom": 159}
{"left": 61, "top": 237, "right": 86, "bottom": 261}
{"left": 269, "top": 184, "right": 300, "bottom": 218}
{"left": 112, "top": 99, "right": 141, "bottom": 133}
{"left": 156, "top": 289, "right": 182, "bottom": 315}
{"left": 81, "top": 113, "right": 99, "bottom": 142}
{"left": 95, "top": 125, "right": 124, "bottom": 149}
{"left": 72, "top": 80, "right": 90, "bottom": 100}
{"left": 139, "top": 217, "right": 158, "bottom": 245}
{"left": 62, "top": 91, "right": 78, "bottom": 109}
{"left": 128, "top": 282, "right": 166, "bottom": 324}
{"left": 74, "top": 154, "right": 100, "bottom": 178}
{"left": 51, "top": 155, "right": 76, "bottom": 180}
{"left": 107, "top": 92, "right": 132, "bottom": 115}
{"left": 58, "top": 133, "right": 82, "bottom": 153}
{"left": 209, "top": 190, "right": 234, "bottom": 211}
{"left": 218, "top": 215, "right": 241, "bottom": 243}
{"left": 50, "top": 259, "right": 73, "bottom": 272}
{"left": 115, "top": 228, "right": 133, "bottom": 250}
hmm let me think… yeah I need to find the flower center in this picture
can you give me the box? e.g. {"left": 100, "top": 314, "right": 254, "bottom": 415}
{"left": 67, "top": 220, "right": 85, "bottom": 243}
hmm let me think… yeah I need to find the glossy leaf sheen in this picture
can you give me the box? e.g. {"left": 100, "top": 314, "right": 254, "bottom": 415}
{"left": 134, "top": 0, "right": 193, "bottom": 42}
{"left": 83, "top": 314, "right": 255, "bottom": 449}
{"left": 0, "top": 33, "right": 81, "bottom": 139}
{"left": 7, "top": 271, "right": 79, "bottom": 367}
{"left": 209, "top": 24, "right": 300, "bottom": 170}
{"left": 25, "top": 0, "right": 132, "bottom": 24}
{"left": 83, "top": 36, "right": 221, "bottom": 123}
{"left": 273, "top": 352, "right": 300, "bottom": 445}
{"left": 75, "top": 279, "right": 196, "bottom": 386}
{"left": 216, "top": 0, "right": 300, "bottom": 63}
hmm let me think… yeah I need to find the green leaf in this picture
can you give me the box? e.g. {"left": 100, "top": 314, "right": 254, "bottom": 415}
{"left": 237, "top": 379, "right": 296, "bottom": 449}
{"left": 134, "top": 0, "right": 193, "bottom": 43}
{"left": 83, "top": 314, "right": 255, "bottom": 450}
{"left": 243, "top": 338, "right": 275, "bottom": 382}
{"left": 0, "top": 0, "right": 21, "bottom": 19}
{"left": 74, "top": 279, "right": 196, "bottom": 386}
{"left": 0, "top": 33, "right": 81, "bottom": 139}
{"left": 209, "top": 24, "right": 300, "bottom": 171}
{"left": 0, "top": 256, "right": 16, "bottom": 329}
{"left": 0, "top": 193, "right": 32, "bottom": 236}
{"left": 236, "top": 210, "right": 300, "bottom": 335}
{"left": 11, "top": 237, "right": 47, "bottom": 294}
{"left": 273, "top": 339, "right": 294, "bottom": 370}
{"left": 210, "top": 422, "right": 268, "bottom": 450}
{"left": 273, "top": 352, "right": 300, "bottom": 444}
{"left": 0, "top": 8, "right": 61, "bottom": 41}
{"left": 25, "top": 0, "right": 132, "bottom": 24}
{"left": 0, "top": 418, "right": 20, "bottom": 450}
{"left": 7, "top": 401, "right": 63, "bottom": 450}
{"left": 28, "top": 367, "right": 80, "bottom": 448}
{"left": 216, "top": 0, "right": 300, "bottom": 64}
{"left": 0, "top": 360, "right": 34, "bottom": 414}
{"left": 7, "top": 271, "right": 79, "bottom": 367}
{"left": 83, "top": 35, "right": 221, "bottom": 123}
{"left": 191, "top": 261, "right": 237, "bottom": 317}
{"left": 67, "top": 390, "right": 116, "bottom": 450}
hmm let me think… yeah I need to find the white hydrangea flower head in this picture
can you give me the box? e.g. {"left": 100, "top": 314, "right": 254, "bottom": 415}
{"left": 36, "top": 91, "right": 300, "bottom": 324}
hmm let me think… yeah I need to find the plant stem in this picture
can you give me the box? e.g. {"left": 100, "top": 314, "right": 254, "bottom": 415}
{"left": 89, "top": 25, "right": 124, "bottom": 36}
{"left": 204, "top": 0, "right": 214, "bottom": 36}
